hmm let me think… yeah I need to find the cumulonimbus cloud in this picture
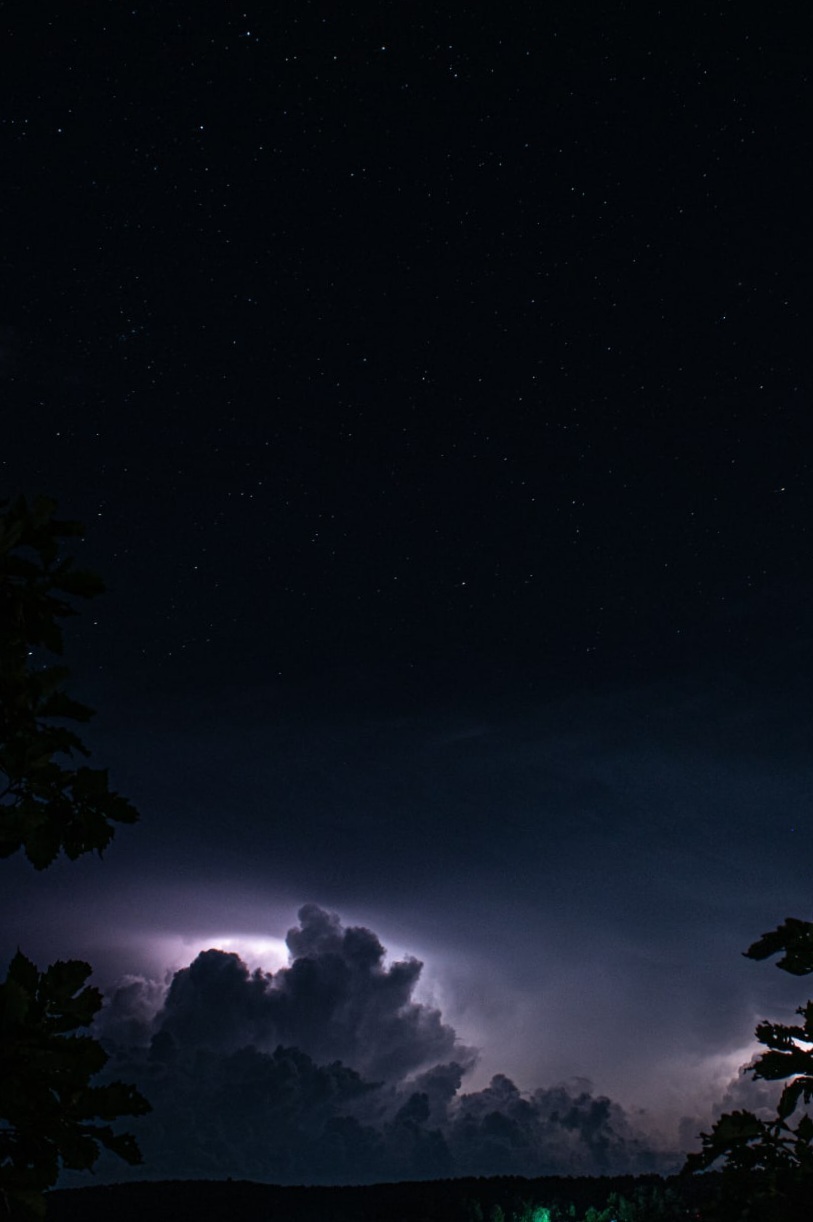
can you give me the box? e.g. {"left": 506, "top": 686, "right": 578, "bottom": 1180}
{"left": 89, "top": 904, "right": 684, "bottom": 1184}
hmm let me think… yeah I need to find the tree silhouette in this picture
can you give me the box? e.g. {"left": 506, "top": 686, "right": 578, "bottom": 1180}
{"left": 0, "top": 495, "right": 139, "bottom": 866}
{"left": 0, "top": 495, "right": 150, "bottom": 1218}
{"left": 683, "top": 917, "right": 813, "bottom": 1219}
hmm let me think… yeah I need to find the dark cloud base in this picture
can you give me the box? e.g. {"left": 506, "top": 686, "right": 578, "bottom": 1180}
{"left": 87, "top": 906, "right": 683, "bottom": 1185}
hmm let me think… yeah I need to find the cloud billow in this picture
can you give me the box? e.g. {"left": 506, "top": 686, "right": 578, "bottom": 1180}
{"left": 154, "top": 902, "right": 470, "bottom": 1081}
{"left": 89, "top": 905, "right": 681, "bottom": 1184}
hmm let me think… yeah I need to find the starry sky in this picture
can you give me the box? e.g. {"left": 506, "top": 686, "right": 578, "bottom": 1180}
{"left": 2, "top": 0, "right": 813, "bottom": 1184}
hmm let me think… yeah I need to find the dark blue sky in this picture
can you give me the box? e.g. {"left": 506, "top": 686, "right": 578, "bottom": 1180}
{"left": 2, "top": 0, "right": 812, "bottom": 1183}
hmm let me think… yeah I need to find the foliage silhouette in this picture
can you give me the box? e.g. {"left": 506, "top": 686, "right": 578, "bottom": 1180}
{"left": 1, "top": 495, "right": 149, "bottom": 1218}
{"left": 0, "top": 951, "right": 150, "bottom": 1217}
{"left": 682, "top": 916, "right": 813, "bottom": 1220}
{"left": 0, "top": 495, "right": 139, "bottom": 868}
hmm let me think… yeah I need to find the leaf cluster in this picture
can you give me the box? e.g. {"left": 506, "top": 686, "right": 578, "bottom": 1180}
{"left": 745, "top": 917, "right": 813, "bottom": 977}
{"left": 0, "top": 951, "right": 151, "bottom": 1215}
{"left": 0, "top": 495, "right": 139, "bottom": 868}
{"left": 683, "top": 918, "right": 813, "bottom": 1219}
{"left": 1, "top": 495, "right": 149, "bottom": 1217}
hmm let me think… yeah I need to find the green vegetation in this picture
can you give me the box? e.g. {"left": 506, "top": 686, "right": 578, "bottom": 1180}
{"left": 466, "top": 1183, "right": 692, "bottom": 1222}
{"left": 1, "top": 495, "right": 149, "bottom": 1218}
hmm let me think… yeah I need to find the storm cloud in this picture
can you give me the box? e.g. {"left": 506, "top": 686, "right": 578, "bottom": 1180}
{"left": 88, "top": 905, "right": 685, "bottom": 1185}
{"left": 126, "top": 902, "right": 472, "bottom": 1082}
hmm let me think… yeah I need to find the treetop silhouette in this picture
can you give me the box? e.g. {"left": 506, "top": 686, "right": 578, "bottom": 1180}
{"left": 1, "top": 494, "right": 149, "bottom": 1219}
{"left": 0, "top": 494, "right": 139, "bottom": 868}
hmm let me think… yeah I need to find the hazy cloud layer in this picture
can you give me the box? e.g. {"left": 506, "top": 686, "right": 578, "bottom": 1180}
{"left": 89, "top": 905, "right": 687, "bottom": 1185}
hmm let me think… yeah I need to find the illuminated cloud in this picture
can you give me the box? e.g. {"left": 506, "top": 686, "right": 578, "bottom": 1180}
{"left": 88, "top": 905, "right": 682, "bottom": 1185}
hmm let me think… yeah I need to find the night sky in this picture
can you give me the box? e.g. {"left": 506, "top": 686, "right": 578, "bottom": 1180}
{"left": 2, "top": 1, "right": 813, "bottom": 1185}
